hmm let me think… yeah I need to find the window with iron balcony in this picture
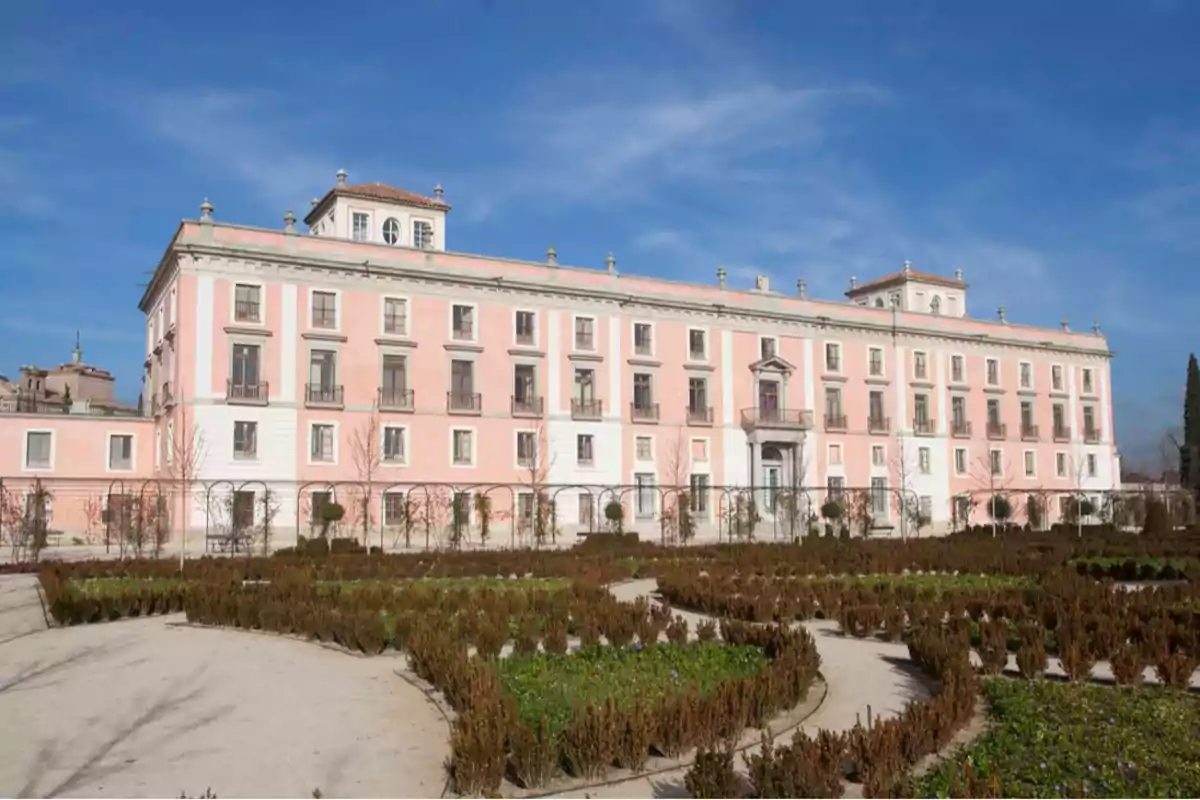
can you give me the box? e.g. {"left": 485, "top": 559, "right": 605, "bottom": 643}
{"left": 631, "top": 373, "right": 658, "bottom": 422}
{"left": 867, "top": 391, "right": 889, "bottom": 433}
{"left": 228, "top": 344, "right": 268, "bottom": 404}
{"left": 448, "top": 359, "right": 481, "bottom": 414}
{"left": 687, "top": 377, "right": 712, "bottom": 425}
{"left": 572, "top": 368, "right": 602, "bottom": 419}
{"left": 306, "top": 350, "right": 342, "bottom": 407}
{"left": 512, "top": 364, "right": 542, "bottom": 416}
{"left": 824, "top": 387, "right": 847, "bottom": 431}
{"left": 912, "top": 394, "right": 934, "bottom": 435}
{"left": 378, "top": 354, "right": 413, "bottom": 411}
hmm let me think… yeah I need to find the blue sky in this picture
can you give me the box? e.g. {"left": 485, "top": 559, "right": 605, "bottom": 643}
{"left": 2, "top": 0, "right": 1196, "bottom": 469}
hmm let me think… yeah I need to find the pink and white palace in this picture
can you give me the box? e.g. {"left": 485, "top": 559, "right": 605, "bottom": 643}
{"left": 0, "top": 171, "right": 1120, "bottom": 546}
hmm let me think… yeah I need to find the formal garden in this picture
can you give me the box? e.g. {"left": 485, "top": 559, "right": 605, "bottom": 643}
{"left": 3, "top": 518, "right": 1198, "bottom": 798}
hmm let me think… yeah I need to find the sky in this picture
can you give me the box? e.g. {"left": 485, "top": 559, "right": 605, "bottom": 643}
{"left": 1, "top": 0, "right": 1197, "bottom": 470}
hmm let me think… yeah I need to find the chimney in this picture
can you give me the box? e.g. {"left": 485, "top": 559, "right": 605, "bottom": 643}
{"left": 546, "top": 246, "right": 558, "bottom": 266}
{"left": 199, "top": 198, "right": 214, "bottom": 223}
{"left": 336, "top": 168, "right": 348, "bottom": 187}
{"left": 717, "top": 266, "right": 727, "bottom": 289}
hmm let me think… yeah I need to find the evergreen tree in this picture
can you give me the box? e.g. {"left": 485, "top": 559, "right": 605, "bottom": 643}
{"left": 1182, "top": 354, "right": 1200, "bottom": 495}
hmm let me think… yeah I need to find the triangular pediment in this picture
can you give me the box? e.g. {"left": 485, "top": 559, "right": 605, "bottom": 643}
{"left": 749, "top": 355, "right": 795, "bottom": 374}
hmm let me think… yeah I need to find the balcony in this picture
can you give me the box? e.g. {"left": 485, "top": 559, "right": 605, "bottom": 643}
{"left": 1053, "top": 425, "right": 1072, "bottom": 442}
{"left": 234, "top": 300, "right": 261, "bottom": 324}
{"left": 511, "top": 395, "right": 544, "bottom": 417}
{"left": 631, "top": 402, "right": 660, "bottom": 423}
{"left": 687, "top": 405, "right": 714, "bottom": 426}
{"left": 1084, "top": 427, "right": 1102, "bottom": 444}
{"left": 306, "top": 383, "right": 344, "bottom": 408}
{"left": 950, "top": 420, "right": 972, "bottom": 438}
{"left": 1021, "top": 423, "right": 1040, "bottom": 441}
{"left": 986, "top": 422, "right": 1007, "bottom": 440}
{"left": 867, "top": 415, "right": 891, "bottom": 434}
{"left": 227, "top": 380, "right": 269, "bottom": 406}
{"left": 912, "top": 417, "right": 936, "bottom": 436}
{"left": 825, "top": 414, "right": 848, "bottom": 432}
{"left": 448, "top": 391, "right": 482, "bottom": 414}
{"left": 377, "top": 388, "right": 414, "bottom": 412}
{"left": 741, "top": 408, "right": 815, "bottom": 430}
{"left": 571, "top": 398, "right": 603, "bottom": 420}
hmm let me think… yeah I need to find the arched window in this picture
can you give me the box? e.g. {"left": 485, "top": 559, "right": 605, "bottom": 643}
{"left": 382, "top": 217, "right": 401, "bottom": 245}
{"left": 874, "top": 297, "right": 885, "bottom": 308}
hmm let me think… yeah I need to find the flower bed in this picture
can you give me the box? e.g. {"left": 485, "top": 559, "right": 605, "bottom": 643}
{"left": 497, "top": 641, "right": 768, "bottom": 738}
{"left": 913, "top": 678, "right": 1200, "bottom": 798}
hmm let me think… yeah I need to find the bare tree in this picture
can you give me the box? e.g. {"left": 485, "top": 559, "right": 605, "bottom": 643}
{"left": 1065, "top": 445, "right": 1097, "bottom": 537}
{"left": 969, "top": 446, "right": 1015, "bottom": 537}
{"left": 166, "top": 400, "right": 208, "bottom": 569}
{"left": 82, "top": 494, "right": 103, "bottom": 545}
{"left": 517, "top": 419, "right": 558, "bottom": 546}
{"left": 350, "top": 412, "right": 383, "bottom": 549}
{"left": 659, "top": 426, "right": 689, "bottom": 544}
{"left": 889, "top": 434, "right": 921, "bottom": 540}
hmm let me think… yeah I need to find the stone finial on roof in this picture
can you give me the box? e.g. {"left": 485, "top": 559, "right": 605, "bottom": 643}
{"left": 901, "top": 259, "right": 913, "bottom": 276}
{"left": 954, "top": 268, "right": 963, "bottom": 281}
{"left": 199, "top": 198, "right": 214, "bottom": 222}
{"left": 310, "top": 197, "right": 319, "bottom": 208}
{"left": 336, "top": 168, "right": 348, "bottom": 187}
{"left": 998, "top": 305, "right": 1007, "bottom": 323}
{"left": 717, "top": 266, "right": 727, "bottom": 289}
{"left": 1061, "top": 317, "right": 1070, "bottom": 332}
{"left": 605, "top": 252, "right": 616, "bottom": 275}
{"left": 434, "top": 184, "right": 444, "bottom": 202}
{"left": 849, "top": 275, "right": 857, "bottom": 290}
{"left": 284, "top": 210, "right": 296, "bottom": 234}
{"left": 72, "top": 330, "right": 82, "bottom": 365}
{"left": 546, "top": 246, "right": 558, "bottom": 266}
{"left": 1093, "top": 320, "right": 1101, "bottom": 335}
{"left": 797, "top": 278, "right": 807, "bottom": 299}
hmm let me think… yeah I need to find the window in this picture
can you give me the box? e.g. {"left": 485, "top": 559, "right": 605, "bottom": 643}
{"left": 1052, "top": 365, "right": 1064, "bottom": 391}
{"left": 633, "top": 373, "right": 653, "bottom": 411}
{"left": 951, "top": 396, "right": 966, "bottom": 427}
{"left": 308, "top": 350, "right": 338, "bottom": 402}
{"left": 688, "top": 377, "right": 708, "bottom": 417}
{"left": 383, "top": 297, "right": 408, "bottom": 335}
{"left": 874, "top": 297, "right": 885, "bottom": 308}
{"left": 824, "top": 387, "right": 844, "bottom": 422}
{"left": 166, "top": 423, "right": 173, "bottom": 465}
{"left": 311, "top": 492, "right": 334, "bottom": 529}
{"left": 987, "top": 398, "right": 1001, "bottom": 425}
{"left": 312, "top": 291, "right": 337, "bottom": 329}
{"left": 914, "top": 394, "right": 930, "bottom": 426}
{"left": 413, "top": 220, "right": 433, "bottom": 249}
{"left": 691, "top": 438, "right": 709, "bottom": 462}
{"left": 868, "top": 347, "right": 883, "bottom": 376}
{"left": 577, "top": 434, "right": 594, "bottom": 466}
{"left": 689, "top": 474, "right": 710, "bottom": 513}
{"left": 105, "top": 434, "right": 133, "bottom": 470}
{"left": 913, "top": 351, "right": 928, "bottom": 380}
{"left": 515, "top": 311, "right": 536, "bottom": 345}
{"left": 231, "top": 491, "right": 255, "bottom": 531}
{"left": 578, "top": 492, "right": 595, "bottom": 526}
{"left": 1082, "top": 368, "right": 1094, "bottom": 394}
{"left": 634, "top": 323, "right": 653, "bottom": 356}
{"left": 574, "top": 316, "right": 595, "bottom": 350}
{"left": 382, "top": 217, "right": 401, "bottom": 245}
{"left": 231, "top": 344, "right": 262, "bottom": 396}
{"left": 872, "top": 445, "right": 885, "bottom": 466}
{"left": 25, "top": 431, "right": 52, "bottom": 469}
{"left": 635, "top": 473, "right": 657, "bottom": 518}
{"left": 233, "top": 421, "right": 257, "bottom": 459}
{"left": 868, "top": 391, "right": 885, "bottom": 425}
{"left": 383, "top": 493, "right": 407, "bottom": 526}
{"left": 516, "top": 431, "right": 536, "bottom": 467}
{"left": 1056, "top": 453, "right": 1068, "bottom": 477}
{"left": 990, "top": 449, "right": 1003, "bottom": 476}
{"left": 383, "top": 426, "right": 406, "bottom": 464}
{"left": 827, "top": 476, "right": 845, "bottom": 498}
{"left": 954, "top": 447, "right": 967, "bottom": 475}
{"left": 381, "top": 354, "right": 408, "bottom": 405}
{"left": 1024, "top": 450, "right": 1036, "bottom": 477}
{"left": 1020, "top": 401, "right": 1033, "bottom": 431}
{"left": 689, "top": 329, "right": 707, "bottom": 360}
{"left": 352, "top": 212, "right": 370, "bottom": 242}
{"left": 870, "top": 477, "right": 888, "bottom": 516}
{"left": 828, "top": 443, "right": 842, "bottom": 465}
{"left": 919, "top": 495, "right": 932, "bottom": 520}
{"left": 1019, "top": 362, "right": 1032, "bottom": 389}
{"left": 918, "top": 447, "right": 930, "bottom": 474}
{"left": 450, "top": 360, "right": 475, "bottom": 410}
{"left": 1052, "top": 403, "right": 1066, "bottom": 432}
{"left": 574, "top": 368, "right": 596, "bottom": 404}
{"left": 1083, "top": 406, "right": 1096, "bottom": 435}
{"left": 311, "top": 424, "right": 335, "bottom": 462}
{"left": 986, "top": 358, "right": 999, "bottom": 385}
{"left": 1087, "top": 454, "right": 1097, "bottom": 477}
{"left": 760, "top": 337, "right": 777, "bottom": 359}
{"left": 452, "top": 429, "right": 474, "bottom": 465}
{"left": 636, "top": 436, "right": 653, "bottom": 461}
{"left": 234, "top": 284, "right": 261, "bottom": 323}
{"left": 513, "top": 364, "right": 537, "bottom": 410}
{"left": 825, "top": 342, "right": 841, "bottom": 373}
{"left": 951, "top": 355, "right": 965, "bottom": 383}
{"left": 451, "top": 304, "right": 475, "bottom": 340}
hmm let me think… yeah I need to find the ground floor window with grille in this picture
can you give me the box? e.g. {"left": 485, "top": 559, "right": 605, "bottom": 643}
{"left": 517, "top": 493, "right": 534, "bottom": 526}
{"left": 919, "top": 495, "right": 932, "bottom": 522}
{"left": 689, "top": 474, "right": 709, "bottom": 514}
{"left": 826, "top": 476, "right": 845, "bottom": 501}
{"left": 383, "top": 493, "right": 408, "bottom": 526}
{"left": 635, "top": 473, "right": 656, "bottom": 518}
{"left": 578, "top": 492, "right": 594, "bottom": 527}
{"left": 870, "top": 477, "right": 888, "bottom": 517}
{"left": 954, "top": 495, "right": 972, "bottom": 525}
{"left": 232, "top": 490, "right": 255, "bottom": 533}
{"left": 311, "top": 491, "right": 333, "bottom": 529}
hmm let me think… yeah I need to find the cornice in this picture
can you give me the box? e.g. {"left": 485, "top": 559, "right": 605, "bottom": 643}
{"left": 174, "top": 239, "right": 1116, "bottom": 360}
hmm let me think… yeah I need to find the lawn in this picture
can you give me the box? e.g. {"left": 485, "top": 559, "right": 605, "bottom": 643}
{"left": 912, "top": 678, "right": 1200, "bottom": 798}
{"left": 496, "top": 642, "right": 768, "bottom": 737}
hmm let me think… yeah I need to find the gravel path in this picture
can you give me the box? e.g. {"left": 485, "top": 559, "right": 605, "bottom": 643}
{"left": 0, "top": 614, "right": 449, "bottom": 798}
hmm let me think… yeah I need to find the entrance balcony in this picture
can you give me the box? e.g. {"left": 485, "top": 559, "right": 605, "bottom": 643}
{"left": 740, "top": 407, "right": 814, "bottom": 431}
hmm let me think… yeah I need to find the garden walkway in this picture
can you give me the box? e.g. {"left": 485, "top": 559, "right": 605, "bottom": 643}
{"left": 0, "top": 614, "right": 449, "bottom": 798}
{"left": 0, "top": 574, "right": 49, "bottom": 644}
{"left": 569, "top": 579, "right": 932, "bottom": 798}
